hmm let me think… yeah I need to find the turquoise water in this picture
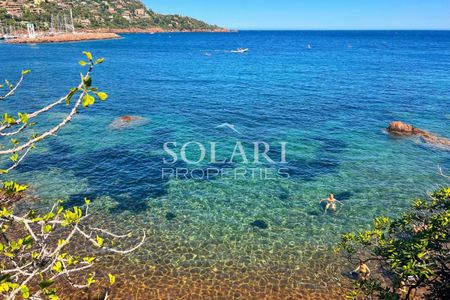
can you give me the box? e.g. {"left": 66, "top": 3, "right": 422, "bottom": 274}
{"left": 1, "top": 31, "right": 449, "bottom": 298}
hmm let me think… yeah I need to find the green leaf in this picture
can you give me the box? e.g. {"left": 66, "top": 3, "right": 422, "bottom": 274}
{"left": 83, "top": 76, "right": 92, "bottom": 87}
{"left": 66, "top": 88, "right": 78, "bottom": 105}
{"left": 43, "top": 224, "right": 52, "bottom": 233}
{"left": 21, "top": 285, "right": 30, "bottom": 298}
{"left": 86, "top": 274, "right": 96, "bottom": 287}
{"left": 0, "top": 274, "right": 11, "bottom": 283}
{"left": 83, "top": 51, "right": 93, "bottom": 61}
{"left": 18, "top": 112, "right": 28, "bottom": 124}
{"left": 95, "top": 58, "right": 105, "bottom": 64}
{"left": 96, "top": 92, "right": 108, "bottom": 101}
{"left": 79, "top": 60, "right": 87, "bottom": 66}
{"left": 417, "top": 251, "right": 427, "bottom": 259}
{"left": 21, "top": 70, "right": 31, "bottom": 75}
{"left": 82, "top": 94, "right": 95, "bottom": 108}
{"left": 52, "top": 261, "right": 63, "bottom": 273}
{"left": 108, "top": 273, "right": 116, "bottom": 285}
{"left": 10, "top": 153, "right": 19, "bottom": 162}
{"left": 38, "top": 280, "right": 55, "bottom": 289}
{"left": 83, "top": 256, "right": 96, "bottom": 264}
{"left": 5, "top": 80, "right": 13, "bottom": 89}
{"left": 96, "top": 235, "right": 104, "bottom": 247}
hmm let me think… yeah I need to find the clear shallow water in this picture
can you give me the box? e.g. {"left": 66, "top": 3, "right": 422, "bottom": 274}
{"left": 1, "top": 31, "right": 450, "bottom": 298}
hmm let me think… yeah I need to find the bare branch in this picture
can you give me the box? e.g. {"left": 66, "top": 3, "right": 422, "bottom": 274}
{"left": 75, "top": 227, "right": 146, "bottom": 254}
{"left": 0, "top": 73, "right": 25, "bottom": 101}
{"left": 2, "top": 145, "right": 34, "bottom": 173}
{"left": 0, "top": 90, "right": 86, "bottom": 155}
{"left": 0, "top": 68, "right": 91, "bottom": 134}
{"left": 88, "top": 227, "right": 132, "bottom": 238}
{"left": 0, "top": 123, "right": 27, "bottom": 137}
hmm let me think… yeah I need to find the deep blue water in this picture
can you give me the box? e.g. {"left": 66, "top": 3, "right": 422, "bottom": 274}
{"left": 1, "top": 31, "right": 449, "bottom": 296}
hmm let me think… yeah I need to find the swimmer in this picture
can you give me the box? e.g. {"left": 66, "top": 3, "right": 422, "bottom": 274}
{"left": 352, "top": 260, "right": 371, "bottom": 280}
{"left": 319, "top": 194, "right": 342, "bottom": 213}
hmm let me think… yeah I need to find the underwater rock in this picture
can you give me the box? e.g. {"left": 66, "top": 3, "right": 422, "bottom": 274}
{"left": 387, "top": 121, "right": 450, "bottom": 149}
{"left": 109, "top": 115, "right": 147, "bottom": 130}
{"left": 165, "top": 212, "right": 177, "bottom": 221}
{"left": 250, "top": 220, "right": 268, "bottom": 229}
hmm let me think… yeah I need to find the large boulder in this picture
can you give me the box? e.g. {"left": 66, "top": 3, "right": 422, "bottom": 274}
{"left": 387, "top": 121, "right": 450, "bottom": 149}
{"left": 386, "top": 121, "right": 426, "bottom": 136}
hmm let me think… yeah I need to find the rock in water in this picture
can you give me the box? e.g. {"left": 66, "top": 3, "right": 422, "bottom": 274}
{"left": 165, "top": 212, "right": 177, "bottom": 221}
{"left": 109, "top": 116, "right": 147, "bottom": 130}
{"left": 250, "top": 220, "right": 268, "bottom": 229}
{"left": 387, "top": 121, "right": 450, "bottom": 149}
{"left": 386, "top": 121, "right": 426, "bottom": 136}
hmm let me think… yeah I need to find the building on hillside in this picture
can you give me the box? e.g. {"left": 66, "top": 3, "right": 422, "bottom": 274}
{"left": 75, "top": 18, "right": 91, "bottom": 27}
{"left": 30, "top": 7, "right": 45, "bottom": 14}
{"left": 6, "top": 8, "right": 23, "bottom": 18}
{"left": 135, "top": 8, "right": 146, "bottom": 16}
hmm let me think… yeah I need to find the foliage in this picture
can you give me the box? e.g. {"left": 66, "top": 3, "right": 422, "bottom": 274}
{"left": 0, "top": 199, "right": 145, "bottom": 299}
{"left": 0, "top": 0, "right": 221, "bottom": 31}
{"left": 0, "top": 51, "right": 107, "bottom": 175}
{"left": 1, "top": 181, "right": 28, "bottom": 194}
{"left": 336, "top": 188, "right": 450, "bottom": 299}
{"left": 0, "top": 53, "right": 145, "bottom": 299}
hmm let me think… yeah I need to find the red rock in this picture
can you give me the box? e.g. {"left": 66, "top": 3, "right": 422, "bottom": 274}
{"left": 120, "top": 116, "right": 137, "bottom": 122}
{"left": 386, "top": 121, "right": 426, "bottom": 136}
{"left": 387, "top": 121, "right": 450, "bottom": 149}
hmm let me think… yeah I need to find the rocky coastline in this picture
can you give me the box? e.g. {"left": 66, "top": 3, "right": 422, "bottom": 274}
{"left": 7, "top": 32, "right": 121, "bottom": 44}
{"left": 5, "top": 27, "right": 233, "bottom": 44}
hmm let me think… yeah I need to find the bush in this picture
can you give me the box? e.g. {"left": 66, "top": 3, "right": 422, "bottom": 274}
{"left": 336, "top": 188, "right": 450, "bottom": 299}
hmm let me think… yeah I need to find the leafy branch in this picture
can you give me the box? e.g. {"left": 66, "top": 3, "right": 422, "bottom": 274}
{"left": 0, "top": 200, "right": 145, "bottom": 299}
{"left": 336, "top": 188, "right": 450, "bottom": 299}
{"left": 0, "top": 52, "right": 108, "bottom": 174}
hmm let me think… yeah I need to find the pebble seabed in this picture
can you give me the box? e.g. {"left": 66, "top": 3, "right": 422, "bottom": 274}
{"left": 47, "top": 200, "right": 353, "bottom": 299}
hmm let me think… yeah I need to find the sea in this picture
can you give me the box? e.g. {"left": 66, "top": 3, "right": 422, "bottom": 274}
{"left": 1, "top": 31, "right": 449, "bottom": 299}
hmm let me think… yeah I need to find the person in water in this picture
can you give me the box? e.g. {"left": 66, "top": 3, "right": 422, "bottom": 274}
{"left": 319, "top": 194, "right": 342, "bottom": 213}
{"left": 352, "top": 260, "right": 371, "bottom": 280}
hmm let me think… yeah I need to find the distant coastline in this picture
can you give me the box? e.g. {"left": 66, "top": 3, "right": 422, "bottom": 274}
{"left": 3, "top": 27, "right": 234, "bottom": 44}
{"left": 7, "top": 32, "right": 121, "bottom": 44}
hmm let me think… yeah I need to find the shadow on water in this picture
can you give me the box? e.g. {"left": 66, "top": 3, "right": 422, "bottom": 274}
{"left": 334, "top": 191, "right": 353, "bottom": 201}
{"left": 16, "top": 131, "right": 348, "bottom": 212}
{"left": 18, "top": 140, "right": 172, "bottom": 212}
{"left": 16, "top": 130, "right": 237, "bottom": 212}
{"left": 285, "top": 137, "right": 347, "bottom": 181}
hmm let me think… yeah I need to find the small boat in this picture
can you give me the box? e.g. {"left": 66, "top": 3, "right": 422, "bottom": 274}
{"left": 231, "top": 48, "right": 249, "bottom": 53}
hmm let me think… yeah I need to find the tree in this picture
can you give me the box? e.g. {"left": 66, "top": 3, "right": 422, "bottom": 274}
{"left": 0, "top": 51, "right": 107, "bottom": 176}
{"left": 0, "top": 53, "right": 145, "bottom": 299}
{"left": 336, "top": 187, "right": 450, "bottom": 299}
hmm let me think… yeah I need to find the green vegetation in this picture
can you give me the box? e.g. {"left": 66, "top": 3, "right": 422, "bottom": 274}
{"left": 0, "top": 53, "right": 145, "bottom": 299}
{"left": 336, "top": 188, "right": 450, "bottom": 299}
{"left": 0, "top": 0, "right": 221, "bottom": 31}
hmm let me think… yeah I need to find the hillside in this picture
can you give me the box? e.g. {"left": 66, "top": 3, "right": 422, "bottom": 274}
{"left": 0, "top": 0, "right": 224, "bottom": 32}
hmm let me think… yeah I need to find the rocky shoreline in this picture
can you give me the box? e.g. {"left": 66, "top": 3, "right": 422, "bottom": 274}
{"left": 8, "top": 32, "right": 121, "bottom": 44}
{"left": 5, "top": 28, "right": 233, "bottom": 44}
